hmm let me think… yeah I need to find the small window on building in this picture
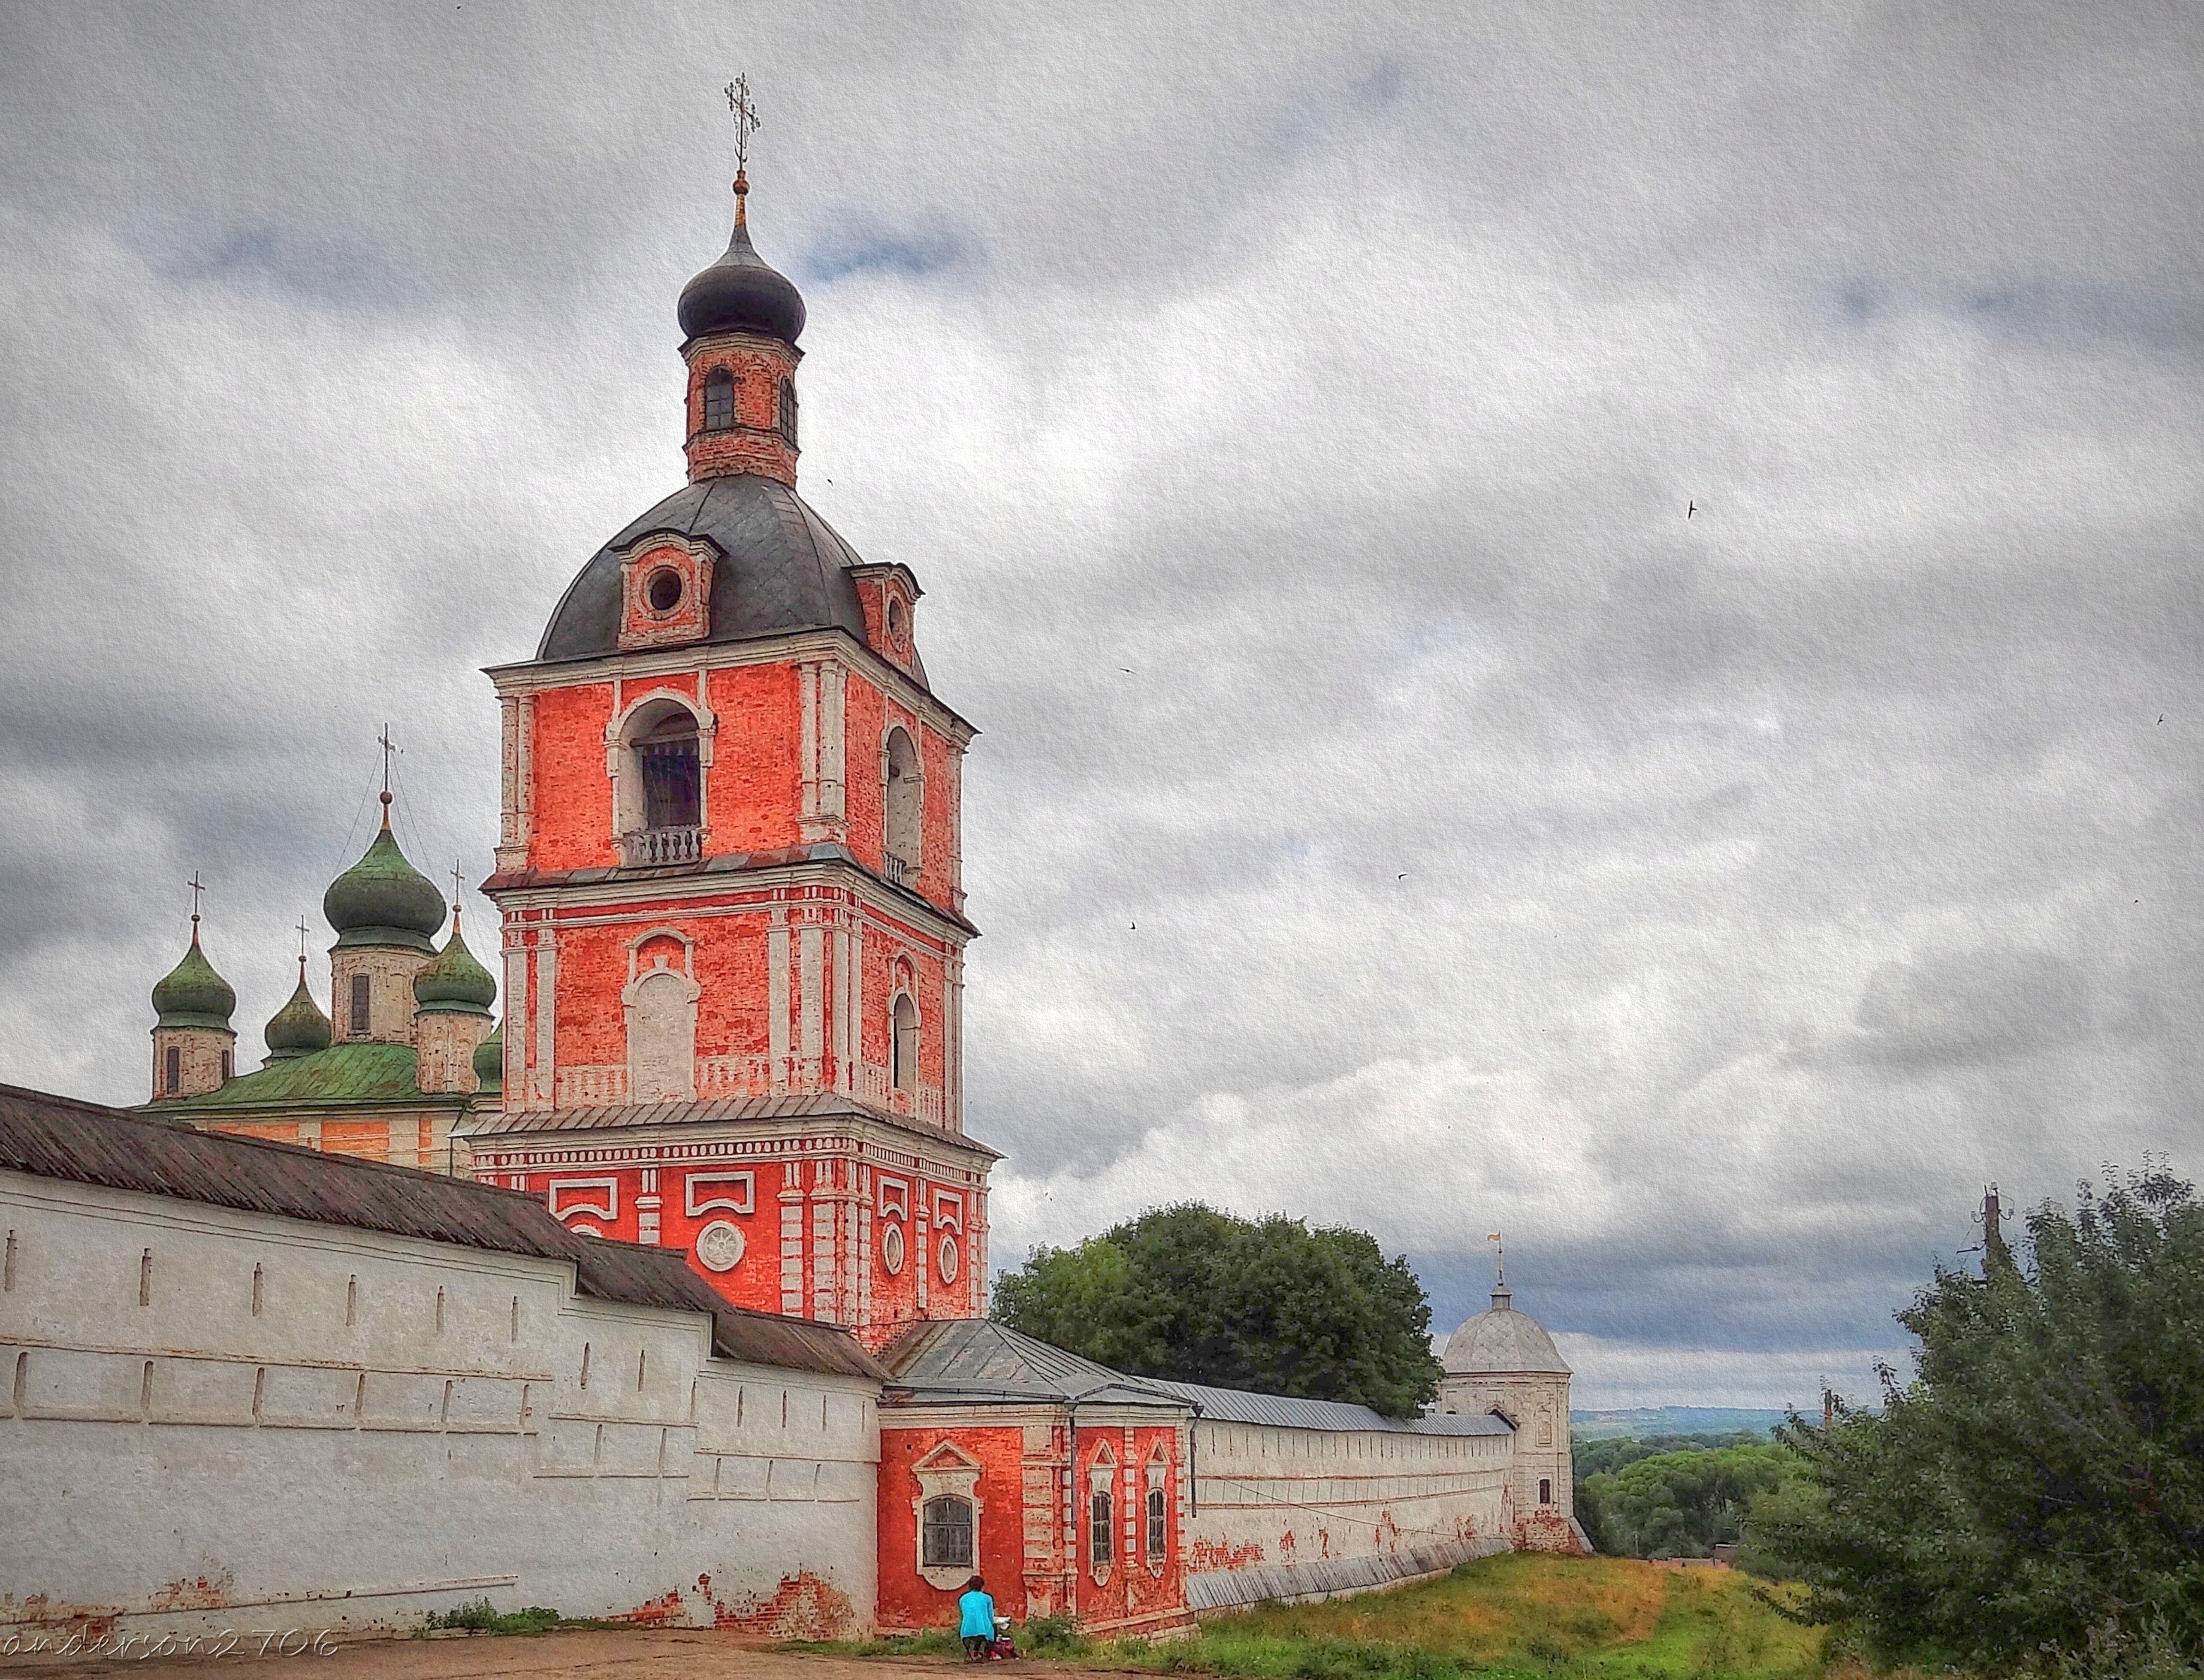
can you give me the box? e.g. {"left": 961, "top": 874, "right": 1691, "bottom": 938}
{"left": 921, "top": 1495, "right": 974, "bottom": 1569}
{"left": 1539, "top": 1477, "right": 1553, "bottom": 1506}
{"left": 349, "top": 972, "right": 370, "bottom": 1035}
{"left": 221, "top": 1049, "right": 233, "bottom": 1082}
{"left": 1146, "top": 1486, "right": 1167, "bottom": 1558}
{"left": 164, "top": 1045, "right": 181, "bottom": 1094}
{"left": 777, "top": 377, "right": 797, "bottom": 446}
{"left": 703, "top": 367, "right": 734, "bottom": 431}
{"left": 1090, "top": 1488, "right": 1113, "bottom": 1564}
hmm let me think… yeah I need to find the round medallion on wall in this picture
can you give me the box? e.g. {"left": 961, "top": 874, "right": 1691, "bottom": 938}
{"left": 937, "top": 1233, "right": 960, "bottom": 1283}
{"left": 881, "top": 1223, "right": 905, "bottom": 1276}
{"left": 695, "top": 1219, "right": 747, "bottom": 1273}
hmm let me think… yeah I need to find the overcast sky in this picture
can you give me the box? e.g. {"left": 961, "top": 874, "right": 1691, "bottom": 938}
{"left": 2, "top": 2, "right": 2197, "bottom": 1409}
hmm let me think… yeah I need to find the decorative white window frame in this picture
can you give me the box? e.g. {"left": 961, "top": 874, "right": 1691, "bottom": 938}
{"left": 881, "top": 1223, "right": 907, "bottom": 1275}
{"left": 877, "top": 1176, "right": 910, "bottom": 1221}
{"left": 1087, "top": 1445, "right": 1118, "bottom": 1584}
{"left": 623, "top": 927, "right": 701, "bottom": 1103}
{"left": 549, "top": 1178, "right": 618, "bottom": 1222}
{"left": 931, "top": 1190, "right": 963, "bottom": 1232}
{"left": 912, "top": 1440, "right": 985, "bottom": 1591}
{"left": 937, "top": 1231, "right": 960, "bottom": 1284}
{"left": 1144, "top": 1442, "right": 1170, "bottom": 1572}
{"left": 613, "top": 531, "right": 717, "bottom": 652}
{"left": 603, "top": 688, "right": 718, "bottom": 844}
{"left": 686, "top": 1170, "right": 756, "bottom": 1218}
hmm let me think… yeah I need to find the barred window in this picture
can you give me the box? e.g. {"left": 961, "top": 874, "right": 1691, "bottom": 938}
{"left": 164, "top": 1045, "right": 181, "bottom": 1094}
{"left": 1539, "top": 1477, "right": 1553, "bottom": 1506}
{"left": 1146, "top": 1487, "right": 1167, "bottom": 1558}
{"left": 349, "top": 972, "right": 370, "bottom": 1035}
{"left": 703, "top": 368, "right": 734, "bottom": 431}
{"left": 778, "top": 377, "right": 798, "bottom": 445}
{"left": 1090, "top": 1488, "right": 1113, "bottom": 1565}
{"left": 921, "top": 1495, "right": 973, "bottom": 1569}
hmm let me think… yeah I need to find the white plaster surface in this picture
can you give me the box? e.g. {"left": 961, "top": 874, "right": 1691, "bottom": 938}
{"left": 0, "top": 1170, "right": 881, "bottom": 1642}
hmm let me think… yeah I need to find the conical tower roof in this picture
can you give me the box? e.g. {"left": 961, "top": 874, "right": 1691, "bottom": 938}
{"left": 152, "top": 927, "right": 236, "bottom": 1031}
{"left": 414, "top": 909, "right": 496, "bottom": 1015}
{"left": 264, "top": 962, "right": 333, "bottom": 1060}
{"left": 324, "top": 801, "right": 444, "bottom": 954}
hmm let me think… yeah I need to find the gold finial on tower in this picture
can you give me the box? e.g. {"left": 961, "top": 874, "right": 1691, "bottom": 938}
{"left": 726, "top": 74, "right": 762, "bottom": 225}
{"left": 377, "top": 724, "right": 397, "bottom": 822}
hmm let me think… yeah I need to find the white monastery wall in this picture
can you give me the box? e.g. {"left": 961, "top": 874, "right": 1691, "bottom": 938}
{"left": 1183, "top": 1417, "right": 1513, "bottom": 1612}
{"left": 0, "top": 1170, "right": 881, "bottom": 1646}
{"left": 1438, "top": 1371, "right": 1575, "bottom": 1540}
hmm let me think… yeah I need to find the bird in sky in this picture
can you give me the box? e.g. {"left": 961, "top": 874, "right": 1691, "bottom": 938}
{"left": 1687, "top": 501, "right": 1699, "bottom": 518}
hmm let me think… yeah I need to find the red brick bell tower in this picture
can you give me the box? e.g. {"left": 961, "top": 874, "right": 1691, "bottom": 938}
{"left": 468, "top": 163, "right": 994, "bottom": 1346}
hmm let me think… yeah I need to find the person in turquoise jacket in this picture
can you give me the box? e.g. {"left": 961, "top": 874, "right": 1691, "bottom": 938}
{"left": 958, "top": 1575, "right": 996, "bottom": 1661}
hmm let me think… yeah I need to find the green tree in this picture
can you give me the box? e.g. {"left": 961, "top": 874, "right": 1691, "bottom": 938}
{"left": 992, "top": 1203, "right": 1442, "bottom": 1418}
{"left": 1577, "top": 1443, "right": 1804, "bottom": 1558}
{"left": 1752, "top": 1167, "right": 2204, "bottom": 1669}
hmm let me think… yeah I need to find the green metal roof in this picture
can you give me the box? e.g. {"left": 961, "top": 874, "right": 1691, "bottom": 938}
{"left": 152, "top": 1041, "right": 469, "bottom": 1114}
{"left": 152, "top": 932, "right": 237, "bottom": 1030}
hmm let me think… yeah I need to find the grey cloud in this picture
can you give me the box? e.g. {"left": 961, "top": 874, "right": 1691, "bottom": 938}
{"left": 2, "top": 0, "right": 2199, "bottom": 1408}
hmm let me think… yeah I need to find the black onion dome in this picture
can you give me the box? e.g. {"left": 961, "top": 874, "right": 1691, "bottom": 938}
{"left": 535, "top": 475, "right": 925, "bottom": 684}
{"left": 678, "top": 213, "right": 805, "bottom": 345}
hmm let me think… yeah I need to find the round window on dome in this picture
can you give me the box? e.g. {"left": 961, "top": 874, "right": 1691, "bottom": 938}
{"left": 646, "top": 568, "right": 684, "bottom": 614}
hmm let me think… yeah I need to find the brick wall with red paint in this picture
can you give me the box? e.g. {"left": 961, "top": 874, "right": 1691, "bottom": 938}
{"left": 529, "top": 682, "right": 617, "bottom": 872}
{"left": 1068, "top": 1424, "right": 1191, "bottom": 1636}
{"left": 875, "top": 1422, "right": 1031, "bottom": 1634}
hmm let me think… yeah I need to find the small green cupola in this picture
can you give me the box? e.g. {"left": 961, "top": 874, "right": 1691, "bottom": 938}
{"left": 414, "top": 908, "right": 497, "bottom": 1016}
{"left": 151, "top": 926, "right": 237, "bottom": 1030}
{"left": 324, "top": 796, "right": 445, "bottom": 954}
{"left": 472, "top": 1021, "right": 504, "bottom": 1093}
{"left": 264, "top": 960, "right": 333, "bottom": 1060}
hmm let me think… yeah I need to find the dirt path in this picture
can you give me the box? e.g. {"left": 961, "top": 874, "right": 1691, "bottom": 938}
{"left": 2, "top": 1630, "right": 1128, "bottom": 1680}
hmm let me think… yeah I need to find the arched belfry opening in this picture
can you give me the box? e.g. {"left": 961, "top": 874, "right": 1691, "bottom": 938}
{"left": 615, "top": 698, "right": 704, "bottom": 865}
{"left": 883, "top": 726, "right": 921, "bottom": 885}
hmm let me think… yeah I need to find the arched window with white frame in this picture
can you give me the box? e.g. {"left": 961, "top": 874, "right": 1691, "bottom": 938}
{"left": 614, "top": 697, "right": 705, "bottom": 865}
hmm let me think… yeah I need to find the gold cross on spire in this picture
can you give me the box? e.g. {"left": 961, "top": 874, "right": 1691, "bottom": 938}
{"left": 726, "top": 75, "right": 760, "bottom": 176}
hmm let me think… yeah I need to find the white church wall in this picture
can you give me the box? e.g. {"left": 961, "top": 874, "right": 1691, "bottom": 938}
{"left": 1438, "top": 1373, "right": 1579, "bottom": 1551}
{"left": 0, "top": 1170, "right": 880, "bottom": 1648}
{"left": 1183, "top": 1419, "right": 1513, "bottom": 1613}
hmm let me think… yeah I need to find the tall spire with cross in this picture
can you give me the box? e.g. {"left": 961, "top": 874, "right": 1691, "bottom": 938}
{"left": 1487, "top": 1231, "right": 1511, "bottom": 1309}
{"left": 186, "top": 871, "right": 207, "bottom": 942}
{"left": 726, "top": 74, "right": 761, "bottom": 225}
{"left": 378, "top": 724, "right": 397, "bottom": 826}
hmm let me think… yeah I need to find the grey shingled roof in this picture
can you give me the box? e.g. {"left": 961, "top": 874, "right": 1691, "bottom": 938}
{"left": 879, "top": 1319, "right": 1188, "bottom": 1408}
{"left": 1441, "top": 1288, "right": 1572, "bottom": 1376}
{"left": 463, "top": 1090, "right": 1004, "bottom": 1159}
{"left": 0, "top": 1083, "right": 882, "bottom": 1381}
{"left": 534, "top": 473, "right": 924, "bottom": 682}
{"left": 1143, "top": 1377, "right": 1515, "bottom": 1436}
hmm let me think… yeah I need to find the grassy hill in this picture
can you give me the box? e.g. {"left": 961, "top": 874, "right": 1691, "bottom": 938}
{"left": 1170, "top": 1554, "right": 1824, "bottom": 1678}
{"left": 798, "top": 1553, "right": 1828, "bottom": 1678}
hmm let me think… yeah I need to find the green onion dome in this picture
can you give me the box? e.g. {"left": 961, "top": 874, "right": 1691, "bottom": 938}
{"left": 324, "top": 802, "right": 445, "bottom": 954}
{"left": 472, "top": 1022, "right": 504, "bottom": 1092}
{"left": 264, "top": 962, "right": 333, "bottom": 1060}
{"left": 414, "top": 909, "right": 496, "bottom": 1015}
{"left": 151, "top": 927, "right": 237, "bottom": 1030}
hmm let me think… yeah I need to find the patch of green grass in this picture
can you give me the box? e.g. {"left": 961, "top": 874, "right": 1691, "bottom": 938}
{"left": 819, "top": 1557, "right": 1830, "bottom": 1679}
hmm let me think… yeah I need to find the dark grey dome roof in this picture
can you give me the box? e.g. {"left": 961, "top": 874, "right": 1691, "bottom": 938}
{"left": 678, "top": 217, "right": 805, "bottom": 345}
{"left": 536, "top": 474, "right": 921, "bottom": 679}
